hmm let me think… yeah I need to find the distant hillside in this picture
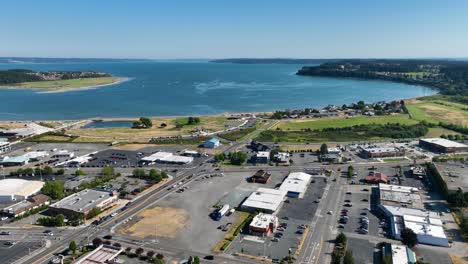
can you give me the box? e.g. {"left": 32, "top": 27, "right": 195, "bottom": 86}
{"left": 296, "top": 59, "right": 468, "bottom": 97}
{"left": 0, "top": 57, "right": 150, "bottom": 64}
{"left": 210, "top": 58, "right": 340, "bottom": 64}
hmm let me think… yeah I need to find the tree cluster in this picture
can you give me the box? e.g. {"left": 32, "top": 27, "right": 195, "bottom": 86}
{"left": 41, "top": 181, "right": 65, "bottom": 200}
{"left": 37, "top": 214, "right": 65, "bottom": 227}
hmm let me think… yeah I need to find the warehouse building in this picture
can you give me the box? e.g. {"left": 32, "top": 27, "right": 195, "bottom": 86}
{"left": 241, "top": 187, "right": 287, "bottom": 214}
{"left": 419, "top": 138, "right": 468, "bottom": 153}
{"left": 140, "top": 151, "right": 193, "bottom": 165}
{"left": 23, "top": 151, "right": 49, "bottom": 161}
{"left": 48, "top": 189, "right": 117, "bottom": 219}
{"left": 249, "top": 213, "right": 278, "bottom": 235}
{"left": 2, "top": 194, "right": 50, "bottom": 218}
{"left": 204, "top": 138, "right": 220, "bottom": 148}
{"left": 382, "top": 206, "right": 449, "bottom": 247}
{"left": 279, "top": 172, "right": 312, "bottom": 198}
{"left": 0, "top": 179, "right": 45, "bottom": 202}
{"left": 75, "top": 244, "right": 123, "bottom": 264}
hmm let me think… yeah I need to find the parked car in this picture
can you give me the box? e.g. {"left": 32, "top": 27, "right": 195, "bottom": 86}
{"left": 0, "top": 231, "right": 11, "bottom": 235}
{"left": 344, "top": 203, "right": 352, "bottom": 207}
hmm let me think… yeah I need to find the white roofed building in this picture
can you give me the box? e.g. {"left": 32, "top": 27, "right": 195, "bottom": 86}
{"left": 279, "top": 172, "right": 312, "bottom": 198}
{"left": 140, "top": 152, "right": 193, "bottom": 165}
{"left": 241, "top": 188, "right": 287, "bottom": 214}
{"left": 0, "top": 179, "right": 44, "bottom": 202}
{"left": 419, "top": 138, "right": 468, "bottom": 153}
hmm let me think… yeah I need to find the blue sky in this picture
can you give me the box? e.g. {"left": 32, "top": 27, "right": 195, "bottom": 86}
{"left": 1, "top": 0, "right": 468, "bottom": 59}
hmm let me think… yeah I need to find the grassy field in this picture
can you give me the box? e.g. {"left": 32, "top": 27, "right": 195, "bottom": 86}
{"left": 0, "top": 77, "right": 122, "bottom": 91}
{"left": 406, "top": 97, "right": 468, "bottom": 126}
{"left": 57, "top": 116, "right": 233, "bottom": 143}
{"left": 276, "top": 114, "right": 417, "bottom": 131}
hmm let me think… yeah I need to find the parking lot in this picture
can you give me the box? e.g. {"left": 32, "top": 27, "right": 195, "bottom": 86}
{"left": 226, "top": 177, "right": 327, "bottom": 260}
{"left": 0, "top": 240, "right": 43, "bottom": 264}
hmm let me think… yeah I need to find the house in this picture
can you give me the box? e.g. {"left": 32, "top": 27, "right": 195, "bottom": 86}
{"left": 249, "top": 170, "right": 271, "bottom": 184}
{"left": 204, "top": 138, "right": 220, "bottom": 148}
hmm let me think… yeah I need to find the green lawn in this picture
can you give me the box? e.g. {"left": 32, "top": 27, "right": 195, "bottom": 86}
{"left": 277, "top": 114, "right": 417, "bottom": 131}
{"left": 0, "top": 77, "right": 122, "bottom": 91}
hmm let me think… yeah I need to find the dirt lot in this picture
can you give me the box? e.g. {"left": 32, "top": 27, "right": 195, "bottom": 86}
{"left": 118, "top": 207, "right": 189, "bottom": 239}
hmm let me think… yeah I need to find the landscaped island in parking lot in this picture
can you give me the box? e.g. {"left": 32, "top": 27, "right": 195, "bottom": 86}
{"left": 0, "top": 69, "right": 126, "bottom": 92}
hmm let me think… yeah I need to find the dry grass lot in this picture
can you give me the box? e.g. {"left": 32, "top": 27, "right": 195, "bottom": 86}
{"left": 117, "top": 207, "right": 189, "bottom": 239}
{"left": 66, "top": 116, "right": 236, "bottom": 143}
{"left": 406, "top": 98, "right": 468, "bottom": 126}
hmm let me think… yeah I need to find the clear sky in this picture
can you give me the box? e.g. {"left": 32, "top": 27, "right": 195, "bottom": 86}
{"left": 1, "top": 0, "right": 468, "bottom": 59}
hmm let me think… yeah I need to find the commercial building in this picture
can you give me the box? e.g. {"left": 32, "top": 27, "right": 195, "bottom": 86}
{"left": 327, "top": 147, "right": 342, "bottom": 155}
{"left": 273, "top": 152, "right": 290, "bottom": 163}
{"left": 249, "top": 213, "right": 278, "bottom": 235}
{"left": 204, "top": 138, "right": 220, "bottom": 148}
{"left": 2, "top": 194, "right": 50, "bottom": 217}
{"left": 182, "top": 150, "right": 201, "bottom": 157}
{"left": 75, "top": 244, "right": 123, "bottom": 264}
{"left": 140, "top": 151, "right": 193, "bottom": 165}
{"left": 0, "top": 156, "right": 29, "bottom": 166}
{"left": 360, "top": 146, "right": 405, "bottom": 158}
{"left": 434, "top": 162, "right": 468, "bottom": 192}
{"left": 378, "top": 183, "right": 423, "bottom": 209}
{"left": 0, "top": 179, "right": 45, "bottom": 202}
{"left": 248, "top": 170, "right": 271, "bottom": 184}
{"left": 254, "top": 151, "right": 270, "bottom": 164}
{"left": 241, "top": 187, "right": 287, "bottom": 214}
{"left": 48, "top": 189, "right": 117, "bottom": 219}
{"left": 419, "top": 138, "right": 468, "bottom": 153}
{"left": 382, "top": 244, "right": 416, "bottom": 264}
{"left": 0, "top": 141, "right": 11, "bottom": 154}
{"left": 365, "top": 172, "right": 389, "bottom": 184}
{"left": 320, "top": 153, "right": 342, "bottom": 163}
{"left": 23, "top": 151, "right": 49, "bottom": 161}
{"left": 51, "top": 150, "right": 74, "bottom": 159}
{"left": 411, "top": 166, "right": 426, "bottom": 179}
{"left": 56, "top": 153, "right": 95, "bottom": 167}
{"left": 382, "top": 205, "right": 449, "bottom": 247}
{"left": 279, "top": 172, "right": 312, "bottom": 198}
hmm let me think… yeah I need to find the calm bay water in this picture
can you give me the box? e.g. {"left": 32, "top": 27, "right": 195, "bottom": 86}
{"left": 0, "top": 61, "right": 435, "bottom": 120}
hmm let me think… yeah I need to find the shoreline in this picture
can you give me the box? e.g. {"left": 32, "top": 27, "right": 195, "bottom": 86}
{"left": 0, "top": 94, "right": 436, "bottom": 123}
{"left": 0, "top": 77, "right": 130, "bottom": 94}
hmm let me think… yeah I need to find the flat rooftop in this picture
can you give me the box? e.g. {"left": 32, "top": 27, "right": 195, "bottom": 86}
{"left": 50, "top": 189, "right": 115, "bottom": 213}
{"left": 256, "top": 151, "right": 270, "bottom": 158}
{"left": 0, "top": 179, "right": 44, "bottom": 197}
{"left": 242, "top": 187, "right": 286, "bottom": 212}
{"left": 75, "top": 245, "right": 122, "bottom": 264}
{"left": 420, "top": 138, "right": 468, "bottom": 148}
{"left": 434, "top": 162, "right": 468, "bottom": 192}
{"left": 379, "top": 183, "right": 423, "bottom": 209}
{"left": 250, "top": 213, "right": 277, "bottom": 229}
{"left": 279, "top": 172, "right": 312, "bottom": 195}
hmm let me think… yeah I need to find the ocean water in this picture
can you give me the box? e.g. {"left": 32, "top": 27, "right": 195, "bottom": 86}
{"left": 0, "top": 61, "right": 435, "bottom": 120}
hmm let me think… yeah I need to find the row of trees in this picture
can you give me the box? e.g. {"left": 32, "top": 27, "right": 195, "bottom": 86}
{"left": 37, "top": 214, "right": 65, "bottom": 227}
{"left": 132, "top": 168, "right": 168, "bottom": 183}
{"left": 214, "top": 151, "right": 247, "bottom": 165}
{"left": 9, "top": 166, "right": 64, "bottom": 177}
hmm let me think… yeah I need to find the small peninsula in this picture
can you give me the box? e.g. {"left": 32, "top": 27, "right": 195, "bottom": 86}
{"left": 0, "top": 69, "right": 126, "bottom": 92}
